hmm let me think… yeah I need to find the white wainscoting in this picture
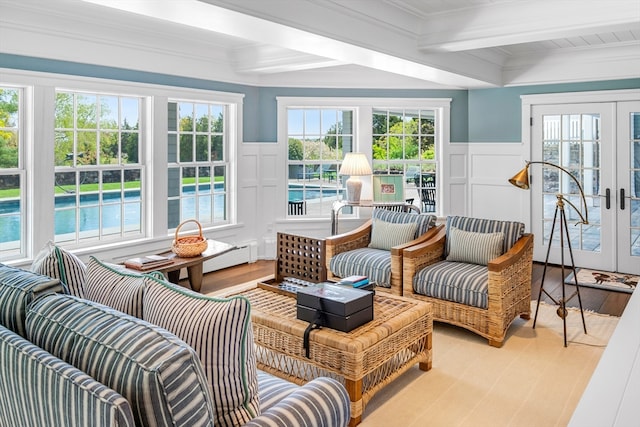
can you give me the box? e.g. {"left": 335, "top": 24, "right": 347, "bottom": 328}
{"left": 467, "top": 143, "right": 530, "bottom": 227}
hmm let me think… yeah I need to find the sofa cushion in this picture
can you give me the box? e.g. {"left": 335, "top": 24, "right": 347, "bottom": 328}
{"left": 0, "top": 263, "right": 63, "bottom": 337}
{"left": 31, "top": 241, "right": 86, "bottom": 298}
{"left": 446, "top": 227, "right": 505, "bottom": 266}
{"left": 142, "top": 275, "right": 260, "bottom": 427}
{"left": 413, "top": 260, "right": 488, "bottom": 309}
{"left": 329, "top": 247, "right": 392, "bottom": 288}
{"left": 368, "top": 219, "right": 418, "bottom": 250}
{"left": 26, "top": 293, "right": 215, "bottom": 427}
{"left": 0, "top": 324, "right": 136, "bottom": 427}
{"left": 249, "top": 371, "right": 351, "bottom": 427}
{"left": 372, "top": 209, "right": 436, "bottom": 238}
{"left": 445, "top": 216, "right": 524, "bottom": 257}
{"left": 85, "top": 257, "right": 162, "bottom": 319}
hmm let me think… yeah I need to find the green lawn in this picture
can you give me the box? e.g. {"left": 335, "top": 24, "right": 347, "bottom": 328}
{"left": 0, "top": 176, "right": 224, "bottom": 199}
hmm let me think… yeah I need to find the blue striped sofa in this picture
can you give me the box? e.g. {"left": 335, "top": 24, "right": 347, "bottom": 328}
{"left": 402, "top": 216, "right": 534, "bottom": 347}
{"left": 326, "top": 208, "right": 439, "bottom": 295}
{"left": 0, "top": 262, "right": 351, "bottom": 427}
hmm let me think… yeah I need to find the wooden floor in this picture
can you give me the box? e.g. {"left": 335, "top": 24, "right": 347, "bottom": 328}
{"left": 197, "top": 260, "right": 631, "bottom": 317}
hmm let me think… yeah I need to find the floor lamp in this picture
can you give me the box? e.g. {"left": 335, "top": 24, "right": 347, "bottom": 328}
{"left": 509, "top": 161, "right": 588, "bottom": 347}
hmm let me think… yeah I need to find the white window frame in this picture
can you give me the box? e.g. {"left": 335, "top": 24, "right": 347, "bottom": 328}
{"left": 277, "top": 96, "right": 451, "bottom": 218}
{"left": 0, "top": 68, "right": 242, "bottom": 263}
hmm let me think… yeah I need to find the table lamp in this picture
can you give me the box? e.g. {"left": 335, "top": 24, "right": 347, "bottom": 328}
{"left": 508, "top": 160, "right": 588, "bottom": 346}
{"left": 339, "top": 153, "right": 372, "bottom": 204}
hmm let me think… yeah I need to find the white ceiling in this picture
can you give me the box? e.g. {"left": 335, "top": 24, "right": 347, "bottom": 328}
{"left": 2, "top": 0, "right": 639, "bottom": 89}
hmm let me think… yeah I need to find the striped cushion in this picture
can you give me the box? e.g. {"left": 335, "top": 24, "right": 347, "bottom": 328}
{"left": 413, "top": 260, "right": 489, "bottom": 308}
{"left": 85, "top": 257, "right": 150, "bottom": 318}
{"left": 142, "top": 276, "right": 260, "bottom": 427}
{"left": 330, "top": 247, "right": 392, "bottom": 288}
{"left": 372, "top": 209, "right": 436, "bottom": 238}
{"left": 31, "top": 241, "right": 86, "bottom": 298}
{"left": 446, "top": 227, "right": 505, "bottom": 265}
{"left": 368, "top": 219, "right": 418, "bottom": 250}
{"left": 0, "top": 324, "right": 136, "bottom": 427}
{"left": 256, "top": 370, "right": 299, "bottom": 412}
{"left": 0, "top": 263, "right": 63, "bottom": 337}
{"left": 26, "top": 293, "right": 216, "bottom": 427}
{"left": 445, "top": 216, "right": 524, "bottom": 257}
{"left": 248, "top": 371, "right": 351, "bottom": 427}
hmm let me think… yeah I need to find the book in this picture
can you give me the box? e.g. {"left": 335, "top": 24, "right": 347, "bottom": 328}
{"left": 337, "top": 275, "right": 368, "bottom": 286}
{"left": 124, "top": 255, "right": 173, "bottom": 271}
{"left": 352, "top": 279, "right": 370, "bottom": 288}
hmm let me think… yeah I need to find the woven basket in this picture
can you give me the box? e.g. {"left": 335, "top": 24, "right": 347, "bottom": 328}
{"left": 171, "top": 219, "right": 208, "bottom": 257}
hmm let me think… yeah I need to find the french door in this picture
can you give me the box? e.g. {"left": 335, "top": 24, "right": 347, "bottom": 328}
{"left": 531, "top": 100, "right": 640, "bottom": 275}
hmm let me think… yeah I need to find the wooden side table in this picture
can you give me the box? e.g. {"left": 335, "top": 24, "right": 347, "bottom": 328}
{"left": 153, "top": 240, "right": 237, "bottom": 292}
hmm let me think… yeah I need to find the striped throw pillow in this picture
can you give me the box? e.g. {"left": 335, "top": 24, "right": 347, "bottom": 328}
{"left": 0, "top": 264, "right": 63, "bottom": 337}
{"left": 369, "top": 218, "right": 419, "bottom": 250}
{"left": 142, "top": 276, "right": 260, "bottom": 427}
{"left": 85, "top": 257, "right": 154, "bottom": 318}
{"left": 26, "top": 294, "right": 215, "bottom": 427}
{"left": 446, "top": 227, "right": 505, "bottom": 266}
{"left": 31, "top": 241, "right": 86, "bottom": 298}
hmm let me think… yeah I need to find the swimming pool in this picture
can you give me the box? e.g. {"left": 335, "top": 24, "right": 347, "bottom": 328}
{"left": 0, "top": 183, "right": 226, "bottom": 244}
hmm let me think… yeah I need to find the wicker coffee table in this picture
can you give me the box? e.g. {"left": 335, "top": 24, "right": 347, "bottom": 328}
{"left": 223, "top": 285, "right": 432, "bottom": 426}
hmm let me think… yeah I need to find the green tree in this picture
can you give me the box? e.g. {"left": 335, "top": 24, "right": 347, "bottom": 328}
{"left": 288, "top": 138, "right": 303, "bottom": 160}
{"left": 0, "top": 89, "right": 19, "bottom": 168}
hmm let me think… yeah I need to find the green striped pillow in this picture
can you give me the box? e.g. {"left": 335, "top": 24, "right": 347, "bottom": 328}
{"left": 142, "top": 276, "right": 259, "bottom": 427}
{"left": 368, "top": 218, "right": 419, "bottom": 251}
{"left": 446, "top": 227, "right": 505, "bottom": 265}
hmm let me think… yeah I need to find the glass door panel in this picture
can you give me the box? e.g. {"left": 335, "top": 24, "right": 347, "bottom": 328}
{"left": 617, "top": 102, "right": 640, "bottom": 274}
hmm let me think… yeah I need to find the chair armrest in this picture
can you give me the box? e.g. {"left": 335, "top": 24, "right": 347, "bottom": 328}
{"left": 488, "top": 233, "right": 534, "bottom": 272}
{"left": 245, "top": 377, "right": 350, "bottom": 427}
{"left": 390, "top": 224, "right": 444, "bottom": 256}
{"left": 486, "top": 233, "right": 534, "bottom": 317}
{"left": 402, "top": 227, "right": 447, "bottom": 295}
{"left": 325, "top": 220, "right": 372, "bottom": 263}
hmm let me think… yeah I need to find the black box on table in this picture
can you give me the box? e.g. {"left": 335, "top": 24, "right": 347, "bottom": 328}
{"left": 296, "top": 283, "right": 373, "bottom": 332}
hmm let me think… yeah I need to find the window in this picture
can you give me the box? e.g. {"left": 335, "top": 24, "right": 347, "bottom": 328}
{"left": 167, "top": 100, "right": 228, "bottom": 229}
{"left": 280, "top": 97, "right": 449, "bottom": 218}
{"left": 372, "top": 108, "right": 437, "bottom": 213}
{"left": 0, "top": 87, "right": 23, "bottom": 259}
{"left": 286, "top": 108, "right": 353, "bottom": 216}
{"left": 54, "top": 90, "right": 143, "bottom": 244}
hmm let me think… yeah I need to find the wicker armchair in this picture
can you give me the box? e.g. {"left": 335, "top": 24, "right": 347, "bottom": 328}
{"left": 326, "top": 209, "right": 440, "bottom": 296}
{"left": 402, "top": 216, "right": 534, "bottom": 347}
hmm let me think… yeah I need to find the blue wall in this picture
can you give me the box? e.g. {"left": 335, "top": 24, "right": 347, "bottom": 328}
{"left": 256, "top": 87, "right": 469, "bottom": 142}
{"left": 468, "top": 79, "right": 640, "bottom": 142}
{"left": 2, "top": 54, "right": 639, "bottom": 143}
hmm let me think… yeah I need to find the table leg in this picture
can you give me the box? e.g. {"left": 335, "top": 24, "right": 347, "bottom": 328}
{"left": 345, "top": 378, "right": 363, "bottom": 426}
{"left": 167, "top": 270, "right": 181, "bottom": 284}
{"left": 187, "top": 263, "right": 204, "bottom": 293}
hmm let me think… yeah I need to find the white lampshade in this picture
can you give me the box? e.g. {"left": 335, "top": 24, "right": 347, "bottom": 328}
{"left": 339, "top": 153, "right": 372, "bottom": 204}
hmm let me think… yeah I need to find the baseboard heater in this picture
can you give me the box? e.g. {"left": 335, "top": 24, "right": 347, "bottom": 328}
{"left": 201, "top": 240, "right": 258, "bottom": 275}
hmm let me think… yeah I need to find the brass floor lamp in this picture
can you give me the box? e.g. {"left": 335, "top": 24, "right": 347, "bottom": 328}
{"left": 509, "top": 161, "right": 588, "bottom": 347}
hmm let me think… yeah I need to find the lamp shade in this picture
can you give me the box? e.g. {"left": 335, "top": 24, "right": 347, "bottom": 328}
{"left": 338, "top": 153, "right": 372, "bottom": 176}
{"left": 508, "top": 166, "right": 531, "bottom": 189}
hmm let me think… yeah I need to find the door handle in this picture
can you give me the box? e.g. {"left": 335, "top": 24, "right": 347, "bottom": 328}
{"left": 605, "top": 188, "right": 610, "bottom": 209}
{"left": 620, "top": 188, "right": 625, "bottom": 210}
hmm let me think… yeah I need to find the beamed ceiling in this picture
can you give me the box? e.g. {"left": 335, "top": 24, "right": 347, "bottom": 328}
{"left": 2, "top": 0, "right": 639, "bottom": 89}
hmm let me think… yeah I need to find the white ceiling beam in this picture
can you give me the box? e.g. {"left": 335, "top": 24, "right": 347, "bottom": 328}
{"left": 81, "top": 0, "right": 501, "bottom": 87}
{"left": 417, "top": 0, "right": 640, "bottom": 52}
{"left": 231, "top": 45, "right": 345, "bottom": 74}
